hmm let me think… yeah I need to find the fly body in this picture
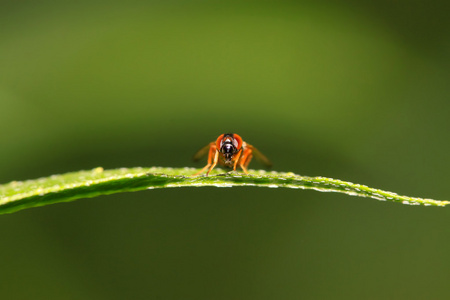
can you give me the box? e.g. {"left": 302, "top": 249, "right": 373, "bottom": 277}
{"left": 193, "top": 133, "right": 272, "bottom": 176}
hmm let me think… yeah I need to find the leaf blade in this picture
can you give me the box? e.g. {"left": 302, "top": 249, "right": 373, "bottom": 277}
{"left": 0, "top": 167, "right": 448, "bottom": 215}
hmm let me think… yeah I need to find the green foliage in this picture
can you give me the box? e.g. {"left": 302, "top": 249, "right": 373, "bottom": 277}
{"left": 0, "top": 167, "right": 448, "bottom": 215}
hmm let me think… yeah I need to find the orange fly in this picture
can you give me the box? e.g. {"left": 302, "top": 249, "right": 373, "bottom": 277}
{"left": 193, "top": 133, "right": 272, "bottom": 176}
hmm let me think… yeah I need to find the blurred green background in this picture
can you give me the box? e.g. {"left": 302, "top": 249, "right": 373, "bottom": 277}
{"left": 1, "top": 1, "right": 450, "bottom": 299}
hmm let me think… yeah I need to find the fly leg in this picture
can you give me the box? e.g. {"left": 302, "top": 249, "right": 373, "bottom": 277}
{"left": 206, "top": 150, "right": 219, "bottom": 176}
{"left": 193, "top": 144, "right": 218, "bottom": 176}
{"left": 238, "top": 148, "right": 253, "bottom": 174}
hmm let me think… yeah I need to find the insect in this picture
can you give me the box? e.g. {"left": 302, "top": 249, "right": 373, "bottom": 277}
{"left": 193, "top": 133, "right": 272, "bottom": 176}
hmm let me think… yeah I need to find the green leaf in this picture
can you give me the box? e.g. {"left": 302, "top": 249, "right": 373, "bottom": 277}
{"left": 0, "top": 167, "right": 448, "bottom": 215}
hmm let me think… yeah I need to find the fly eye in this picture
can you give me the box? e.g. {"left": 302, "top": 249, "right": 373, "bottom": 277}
{"left": 232, "top": 139, "right": 239, "bottom": 148}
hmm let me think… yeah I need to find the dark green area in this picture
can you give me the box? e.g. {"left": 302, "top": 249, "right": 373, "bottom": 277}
{"left": 1, "top": 1, "right": 450, "bottom": 299}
